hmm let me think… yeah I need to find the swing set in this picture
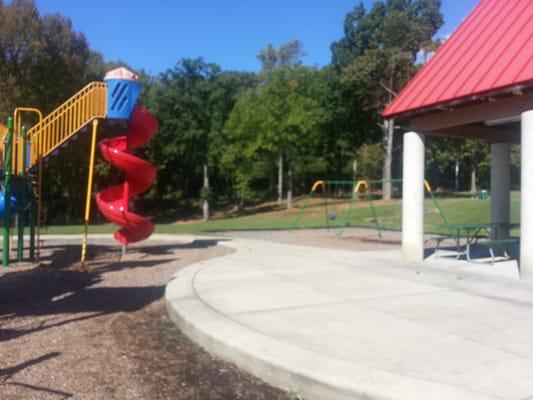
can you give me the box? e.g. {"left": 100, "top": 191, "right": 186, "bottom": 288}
{"left": 291, "top": 178, "right": 448, "bottom": 237}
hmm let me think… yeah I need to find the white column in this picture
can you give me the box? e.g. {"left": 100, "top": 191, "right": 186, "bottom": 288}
{"left": 521, "top": 110, "right": 533, "bottom": 279}
{"left": 402, "top": 131, "right": 425, "bottom": 262}
{"left": 490, "top": 143, "right": 511, "bottom": 239}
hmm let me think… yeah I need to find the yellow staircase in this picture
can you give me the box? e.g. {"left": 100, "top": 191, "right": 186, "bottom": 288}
{"left": 21, "top": 82, "right": 108, "bottom": 174}
{"left": 0, "top": 83, "right": 107, "bottom": 174}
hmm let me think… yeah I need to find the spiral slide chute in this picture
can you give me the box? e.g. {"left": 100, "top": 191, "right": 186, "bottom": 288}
{"left": 96, "top": 106, "right": 158, "bottom": 245}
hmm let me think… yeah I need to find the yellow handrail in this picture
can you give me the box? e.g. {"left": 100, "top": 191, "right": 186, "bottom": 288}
{"left": 27, "top": 82, "right": 108, "bottom": 169}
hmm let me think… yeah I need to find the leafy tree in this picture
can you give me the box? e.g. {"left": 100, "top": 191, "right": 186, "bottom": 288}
{"left": 257, "top": 39, "right": 306, "bottom": 72}
{"left": 356, "top": 142, "right": 383, "bottom": 180}
{"left": 318, "top": 66, "right": 380, "bottom": 180}
{"left": 219, "top": 89, "right": 270, "bottom": 205}
{"left": 146, "top": 58, "right": 256, "bottom": 220}
{"left": 258, "top": 41, "right": 304, "bottom": 205}
{"left": 0, "top": 0, "right": 103, "bottom": 224}
{"left": 246, "top": 40, "right": 327, "bottom": 207}
{"left": 224, "top": 65, "right": 326, "bottom": 208}
{"left": 425, "top": 137, "right": 490, "bottom": 192}
{"left": 463, "top": 140, "right": 489, "bottom": 194}
{"left": 332, "top": 0, "right": 443, "bottom": 199}
{"left": 0, "top": 0, "right": 90, "bottom": 118}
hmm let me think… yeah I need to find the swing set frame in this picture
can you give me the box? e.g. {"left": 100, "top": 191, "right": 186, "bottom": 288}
{"left": 291, "top": 178, "right": 448, "bottom": 237}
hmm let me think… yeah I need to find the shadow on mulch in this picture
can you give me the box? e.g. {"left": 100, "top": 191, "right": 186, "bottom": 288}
{"left": 0, "top": 238, "right": 298, "bottom": 400}
{"left": 0, "top": 239, "right": 224, "bottom": 343}
{"left": 0, "top": 353, "right": 73, "bottom": 399}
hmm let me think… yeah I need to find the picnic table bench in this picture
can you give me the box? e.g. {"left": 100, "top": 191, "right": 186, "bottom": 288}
{"left": 433, "top": 222, "right": 519, "bottom": 264}
{"left": 476, "top": 237, "right": 519, "bottom": 263}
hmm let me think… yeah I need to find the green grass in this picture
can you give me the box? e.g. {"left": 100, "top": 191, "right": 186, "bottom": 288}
{"left": 40, "top": 224, "right": 116, "bottom": 235}
{"left": 39, "top": 192, "right": 521, "bottom": 237}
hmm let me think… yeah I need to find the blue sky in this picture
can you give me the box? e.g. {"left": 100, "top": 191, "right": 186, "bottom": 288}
{"left": 35, "top": 0, "right": 479, "bottom": 74}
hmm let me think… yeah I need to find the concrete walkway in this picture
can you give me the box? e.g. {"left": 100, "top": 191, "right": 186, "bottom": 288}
{"left": 165, "top": 236, "right": 533, "bottom": 400}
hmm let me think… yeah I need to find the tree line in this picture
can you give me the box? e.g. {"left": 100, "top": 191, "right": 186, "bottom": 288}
{"left": 1, "top": 0, "right": 512, "bottom": 225}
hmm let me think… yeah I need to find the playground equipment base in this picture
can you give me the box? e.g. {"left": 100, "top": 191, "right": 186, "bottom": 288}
{"left": 166, "top": 236, "right": 533, "bottom": 400}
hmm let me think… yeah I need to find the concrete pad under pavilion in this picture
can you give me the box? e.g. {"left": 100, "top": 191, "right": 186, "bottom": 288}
{"left": 382, "top": 0, "right": 533, "bottom": 279}
{"left": 397, "top": 102, "right": 533, "bottom": 278}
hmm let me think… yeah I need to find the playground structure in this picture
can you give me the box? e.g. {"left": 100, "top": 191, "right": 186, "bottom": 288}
{"left": 292, "top": 178, "right": 448, "bottom": 237}
{"left": 0, "top": 67, "right": 157, "bottom": 266}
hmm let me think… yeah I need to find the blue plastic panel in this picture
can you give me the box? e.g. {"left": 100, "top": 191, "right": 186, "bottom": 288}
{"left": 105, "top": 79, "right": 141, "bottom": 120}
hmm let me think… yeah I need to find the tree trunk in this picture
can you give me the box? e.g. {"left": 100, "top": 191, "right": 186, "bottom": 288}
{"left": 202, "top": 162, "right": 209, "bottom": 222}
{"left": 470, "top": 144, "right": 477, "bottom": 195}
{"left": 287, "top": 156, "right": 293, "bottom": 209}
{"left": 382, "top": 118, "right": 394, "bottom": 200}
{"left": 470, "top": 162, "right": 477, "bottom": 195}
{"left": 277, "top": 153, "right": 283, "bottom": 205}
{"left": 352, "top": 159, "right": 357, "bottom": 180}
{"left": 454, "top": 158, "right": 460, "bottom": 192}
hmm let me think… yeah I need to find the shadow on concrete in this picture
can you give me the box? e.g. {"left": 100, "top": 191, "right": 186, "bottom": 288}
{"left": 138, "top": 239, "right": 228, "bottom": 255}
{"left": 360, "top": 237, "right": 401, "bottom": 245}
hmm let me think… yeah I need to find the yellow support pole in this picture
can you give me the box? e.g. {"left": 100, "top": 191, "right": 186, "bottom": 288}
{"left": 81, "top": 119, "right": 99, "bottom": 265}
{"left": 424, "top": 179, "right": 432, "bottom": 193}
{"left": 13, "top": 107, "right": 43, "bottom": 175}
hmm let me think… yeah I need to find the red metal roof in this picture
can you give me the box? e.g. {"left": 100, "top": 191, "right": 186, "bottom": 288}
{"left": 382, "top": 0, "right": 533, "bottom": 118}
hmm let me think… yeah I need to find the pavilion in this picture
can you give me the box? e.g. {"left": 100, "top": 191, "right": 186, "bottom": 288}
{"left": 382, "top": 0, "right": 533, "bottom": 278}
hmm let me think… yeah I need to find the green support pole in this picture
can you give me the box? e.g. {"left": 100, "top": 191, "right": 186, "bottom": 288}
{"left": 367, "top": 183, "right": 383, "bottom": 238}
{"left": 17, "top": 207, "right": 23, "bottom": 262}
{"left": 324, "top": 187, "right": 330, "bottom": 231}
{"left": 16, "top": 218, "right": 23, "bottom": 261}
{"left": 29, "top": 192, "right": 35, "bottom": 261}
{"left": 428, "top": 189, "right": 449, "bottom": 225}
{"left": 291, "top": 189, "right": 313, "bottom": 230}
{"left": 17, "top": 126, "right": 27, "bottom": 262}
{"left": 3, "top": 118, "right": 13, "bottom": 266}
{"left": 337, "top": 181, "right": 356, "bottom": 238}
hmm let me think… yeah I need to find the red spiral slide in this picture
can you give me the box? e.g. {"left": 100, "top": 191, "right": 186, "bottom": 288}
{"left": 96, "top": 106, "right": 158, "bottom": 245}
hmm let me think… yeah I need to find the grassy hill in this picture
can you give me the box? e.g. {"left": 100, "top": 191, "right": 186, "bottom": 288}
{"left": 41, "top": 192, "right": 521, "bottom": 237}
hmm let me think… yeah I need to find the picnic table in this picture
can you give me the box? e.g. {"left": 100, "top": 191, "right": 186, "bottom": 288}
{"left": 434, "top": 222, "right": 519, "bottom": 263}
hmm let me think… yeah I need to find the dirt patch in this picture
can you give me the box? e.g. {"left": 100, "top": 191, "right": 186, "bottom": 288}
{"left": 219, "top": 226, "right": 402, "bottom": 251}
{"left": 0, "top": 237, "right": 294, "bottom": 399}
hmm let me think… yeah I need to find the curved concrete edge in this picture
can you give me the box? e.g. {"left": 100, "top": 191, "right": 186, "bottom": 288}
{"left": 165, "top": 262, "right": 364, "bottom": 400}
{"left": 165, "top": 248, "right": 491, "bottom": 400}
